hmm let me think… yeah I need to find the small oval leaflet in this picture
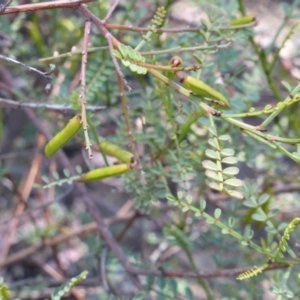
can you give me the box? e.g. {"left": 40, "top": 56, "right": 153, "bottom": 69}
{"left": 42, "top": 176, "right": 49, "bottom": 184}
{"left": 276, "top": 102, "right": 284, "bottom": 109}
{"left": 53, "top": 171, "right": 60, "bottom": 180}
{"left": 264, "top": 104, "right": 272, "bottom": 110}
{"left": 221, "top": 148, "right": 235, "bottom": 157}
{"left": 208, "top": 126, "right": 217, "bottom": 136}
{"left": 222, "top": 156, "right": 238, "bottom": 164}
{"left": 218, "top": 134, "right": 231, "bottom": 141}
{"left": 202, "top": 160, "right": 220, "bottom": 172}
{"left": 136, "top": 66, "right": 147, "bottom": 75}
{"left": 228, "top": 216, "right": 236, "bottom": 227}
{"left": 208, "top": 138, "right": 219, "bottom": 149}
{"left": 214, "top": 208, "right": 222, "bottom": 218}
{"left": 205, "top": 170, "right": 221, "bottom": 182}
{"left": 205, "top": 149, "right": 219, "bottom": 160}
{"left": 129, "top": 64, "right": 138, "bottom": 72}
{"left": 122, "top": 60, "right": 130, "bottom": 67}
{"left": 134, "top": 51, "right": 143, "bottom": 61}
{"left": 257, "top": 193, "right": 269, "bottom": 205}
{"left": 224, "top": 178, "right": 243, "bottom": 187}
{"left": 63, "top": 169, "right": 70, "bottom": 178}
{"left": 208, "top": 181, "right": 222, "bottom": 191}
{"left": 200, "top": 199, "right": 206, "bottom": 211}
{"left": 112, "top": 50, "right": 122, "bottom": 60}
{"left": 126, "top": 46, "right": 136, "bottom": 59}
{"left": 252, "top": 212, "right": 267, "bottom": 222}
{"left": 222, "top": 166, "right": 239, "bottom": 176}
{"left": 226, "top": 189, "right": 244, "bottom": 200}
{"left": 118, "top": 44, "right": 128, "bottom": 58}
{"left": 75, "top": 165, "right": 82, "bottom": 174}
{"left": 267, "top": 209, "right": 279, "bottom": 218}
{"left": 243, "top": 199, "right": 258, "bottom": 208}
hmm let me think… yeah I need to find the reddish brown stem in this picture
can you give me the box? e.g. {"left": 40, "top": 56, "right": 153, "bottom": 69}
{"left": 0, "top": 0, "right": 95, "bottom": 15}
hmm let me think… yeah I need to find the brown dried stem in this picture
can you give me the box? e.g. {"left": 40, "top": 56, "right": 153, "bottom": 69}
{"left": 103, "top": 0, "right": 119, "bottom": 23}
{"left": 0, "top": 0, "right": 95, "bottom": 15}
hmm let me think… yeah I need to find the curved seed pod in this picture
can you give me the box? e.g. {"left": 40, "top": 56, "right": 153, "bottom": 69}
{"left": 79, "top": 164, "right": 130, "bottom": 182}
{"left": 45, "top": 114, "right": 82, "bottom": 157}
{"left": 99, "top": 141, "right": 134, "bottom": 163}
{"left": 230, "top": 15, "right": 256, "bottom": 26}
{"left": 182, "top": 76, "right": 230, "bottom": 109}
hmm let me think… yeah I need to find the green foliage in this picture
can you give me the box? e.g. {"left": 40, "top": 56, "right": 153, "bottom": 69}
{"left": 275, "top": 218, "right": 300, "bottom": 259}
{"left": 237, "top": 263, "right": 269, "bottom": 280}
{"left": 0, "top": 278, "right": 10, "bottom": 300}
{"left": 202, "top": 115, "right": 243, "bottom": 199}
{"left": 51, "top": 271, "right": 88, "bottom": 300}
{"left": 113, "top": 45, "right": 147, "bottom": 74}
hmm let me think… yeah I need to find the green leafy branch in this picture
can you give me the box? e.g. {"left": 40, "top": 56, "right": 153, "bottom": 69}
{"left": 51, "top": 271, "right": 88, "bottom": 300}
{"left": 274, "top": 218, "right": 300, "bottom": 260}
{"left": 236, "top": 263, "right": 269, "bottom": 280}
{"left": 202, "top": 113, "right": 243, "bottom": 199}
{"left": 237, "top": 218, "right": 300, "bottom": 280}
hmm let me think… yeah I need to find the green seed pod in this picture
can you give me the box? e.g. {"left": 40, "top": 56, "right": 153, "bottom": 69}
{"left": 79, "top": 164, "right": 130, "bottom": 182}
{"left": 99, "top": 141, "right": 134, "bottom": 163}
{"left": 229, "top": 15, "right": 256, "bottom": 26}
{"left": 182, "top": 76, "right": 230, "bottom": 109}
{"left": 45, "top": 114, "right": 82, "bottom": 157}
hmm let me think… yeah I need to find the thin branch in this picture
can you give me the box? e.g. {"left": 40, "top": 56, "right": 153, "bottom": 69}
{"left": 79, "top": 4, "right": 119, "bottom": 47}
{"left": 106, "top": 36, "right": 141, "bottom": 169}
{"left": 103, "top": 0, "right": 119, "bottom": 23}
{"left": 5, "top": 261, "right": 290, "bottom": 290}
{"left": 129, "top": 262, "right": 291, "bottom": 279}
{"left": 39, "top": 46, "right": 109, "bottom": 62}
{"left": 106, "top": 34, "right": 131, "bottom": 91}
{"left": 80, "top": 20, "right": 93, "bottom": 159}
{"left": 0, "top": 0, "right": 95, "bottom": 15}
{"left": 0, "top": 54, "right": 55, "bottom": 80}
{"left": 0, "top": 97, "right": 105, "bottom": 112}
{"left": 0, "top": 0, "right": 13, "bottom": 12}
{"left": 100, "top": 246, "right": 111, "bottom": 294}
{"left": 39, "top": 42, "right": 230, "bottom": 62}
{"left": 105, "top": 21, "right": 257, "bottom": 33}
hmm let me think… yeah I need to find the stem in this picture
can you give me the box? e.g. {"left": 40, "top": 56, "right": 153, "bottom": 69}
{"left": 260, "top": 83, "right": 300, "bottom": 128}
{"left": 0, "top": 97, "right": 105, "bottom": 111}
{"left": 0, "top": 0, "right": 95, "bottom": 15}
{"left": 80, "top": 20, "right": 93, "bottom": 159}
